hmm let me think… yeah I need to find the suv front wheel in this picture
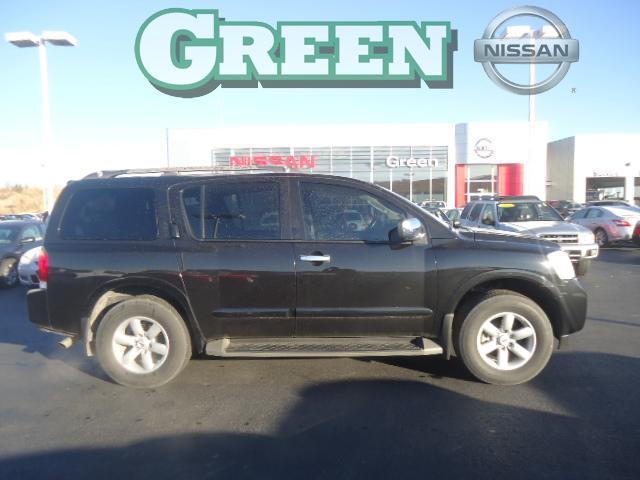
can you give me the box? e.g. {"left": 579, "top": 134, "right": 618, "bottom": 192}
{"left": 95, "top": 296, "right": 192, "bottom": 388}
{"left": 457, "top": 290, "right": 554, "bottom": 385}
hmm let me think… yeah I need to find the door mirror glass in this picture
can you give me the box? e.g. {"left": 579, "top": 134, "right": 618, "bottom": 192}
{"left": 398, "top": 218, "right": 426, "bottom": 242}
{"left": 451, "top": 219, "right": 461, "bottom": 229}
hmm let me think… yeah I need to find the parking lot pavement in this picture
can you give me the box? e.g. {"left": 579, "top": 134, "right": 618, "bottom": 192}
{"left": 0, "top": 248, "right": 639, "bottom": 479}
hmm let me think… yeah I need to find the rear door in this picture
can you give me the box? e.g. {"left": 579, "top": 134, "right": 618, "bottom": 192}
{"left": 290, "top": 178, "right": 437, "bottom": 337}
{"left": 170, "top": 177, "right": 296, "bottom": 339}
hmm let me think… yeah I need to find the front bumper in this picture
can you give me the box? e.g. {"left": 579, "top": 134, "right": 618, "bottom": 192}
{"left": 558, "top": 243, "right": 599, "bottom": 262}
{"left": 553, "top": 278, "right": 588, "bottom": 337}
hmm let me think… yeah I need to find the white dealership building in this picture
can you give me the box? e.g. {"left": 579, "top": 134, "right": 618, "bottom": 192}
{"left": 547, "top": 134, "right": 640, "bottom": 206}
{"left": 167, "top": 121, "right": 549, "bottom": 207}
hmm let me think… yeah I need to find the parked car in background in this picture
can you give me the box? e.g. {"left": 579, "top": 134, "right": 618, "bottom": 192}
{"left": 422, "top": 207, "right": 450, "bottom": 223}
{"left": 420, "top": 200, "right": 446, "bottom": 209}
{"left": 459, "top": 196, "right": 598, "bottom": 275}
{"left": 0, "top": 220, "right": 45, "bottom": 287}
{"left": 18, "top": 245, "right": 42, "bottom": 287}
{"left": 569, "top": 206, "right": 640, "bottom": 247}
{"left": 587, "top": 200, "right": 640, "bottom": 212}
{"left": 548, "top": 200, "right": 584, "bottom": 219}
{"left": 445, "top": 208, "right": 462, "bottom": 223}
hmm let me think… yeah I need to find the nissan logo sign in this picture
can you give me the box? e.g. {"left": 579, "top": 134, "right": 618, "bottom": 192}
{"left": 386, "top": 156, "right": 439, "bottom": 168}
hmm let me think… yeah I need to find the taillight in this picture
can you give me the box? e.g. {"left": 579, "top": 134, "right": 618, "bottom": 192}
{"left": 612, "top": 219, "right": 631, "bottom": 227}
{"left": 38, "top": 248, "right": 49, "bottom": 285}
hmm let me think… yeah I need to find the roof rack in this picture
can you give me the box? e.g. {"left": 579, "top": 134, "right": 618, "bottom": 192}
{"left": 83, "top": 165, "right": 290, "bottom": 179}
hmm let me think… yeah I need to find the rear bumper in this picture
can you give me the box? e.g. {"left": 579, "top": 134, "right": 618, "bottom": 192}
{"left": 26, "top": 288, "right": 50, "bottom": 330}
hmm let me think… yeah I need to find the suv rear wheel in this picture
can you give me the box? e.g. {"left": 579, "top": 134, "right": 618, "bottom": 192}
{"left": 95, "top": 296, "right": 192, "bottom": 388}
{"left": 457, "top": 290, "right": 554, "bottom": 385}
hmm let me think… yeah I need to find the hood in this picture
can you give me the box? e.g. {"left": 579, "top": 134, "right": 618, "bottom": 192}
{"left": 499, "top": 221, "right": 589, "bottom": 235}
{"left": 458, "top": 226, "right": 558, "bottom": 253}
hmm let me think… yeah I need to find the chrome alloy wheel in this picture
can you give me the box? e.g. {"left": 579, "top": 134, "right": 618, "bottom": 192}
{"left": 111, "top": 316, "right": 170, "bottom": 374}
{"left": 476, "top": 312, "right": 537, "bottom": 371}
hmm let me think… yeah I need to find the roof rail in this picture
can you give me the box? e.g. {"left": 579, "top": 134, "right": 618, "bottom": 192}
{"left": 83, "top": 165, "right": 290, "bottom": 179}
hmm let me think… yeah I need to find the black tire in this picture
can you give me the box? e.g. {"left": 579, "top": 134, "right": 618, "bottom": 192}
{"left": 457, "top": 290, "right": 554, "bottom": 385}
{"left": 95, "top": 296, "right": 192, "bottom": 388}
{"left": 575, "top": 258, "right": 591, "bottom": 276}
{"left": 595, "top": 228, "right": 608, "bottom": 247}
{"left": 0, "top": 258, "right": 19, "bottom": 288}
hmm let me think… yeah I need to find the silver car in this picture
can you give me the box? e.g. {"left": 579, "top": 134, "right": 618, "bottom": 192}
{"left": 460, "top": 197, "right": 599, "bottom": 275}
{"left": 569, "top": 206, "right": 640, "bottom": 247}
{"left": 18, "top": 245, "right": 42, "bottom": 287}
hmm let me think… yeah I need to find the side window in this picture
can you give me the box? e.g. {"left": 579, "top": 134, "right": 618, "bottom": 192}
{"left": 183, "top": 182, "right": 281, "bottom": 240}
{"left": 60, "top": 188, "right": 157, "bottom": 241}
{"left": 570, "top": 209, "right": 587, "bottom": 220}
{"left": 468, "top": 203, "right": 483, "bottom": 223}
{"left": 301, "top": 182, "right": 406, "bottom": 242}
{"left": 480, "top": 204, "right": 496, "bottom": 225}
{"left": 21, "top": 225, "right": 42, "bottom": 241}
{"left": 586, "top": 208, "right": 602, "bottom": 218}
{"left": 460, "top": 203, "right": 473, "bottom": 219}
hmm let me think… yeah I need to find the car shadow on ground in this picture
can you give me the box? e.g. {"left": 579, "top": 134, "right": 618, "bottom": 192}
{"left": 0, "top": 286, "right": 108, "bottom": 381}
{"left": 595, "top": 246, "right": 640, "bottom": 265}
{"left": 0, "top": 351, "right": 638, "bottom": 480}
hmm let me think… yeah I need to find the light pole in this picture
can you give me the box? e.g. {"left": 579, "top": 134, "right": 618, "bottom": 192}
{"left": 5, "top": 30, "right": 77, "bottom": 212}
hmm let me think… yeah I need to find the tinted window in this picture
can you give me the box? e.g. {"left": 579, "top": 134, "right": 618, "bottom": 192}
{"left": 60, "top": 188, "right": 157, "bottom": 240}
{"left": 586, "top": 208, "right": 603, "bottom": 218}
{"left": 21, "top": 225, "right": 42, "bottom": 241}
{"left": 0, "top": 226, "right": 19, "bottom": 245}
{"left": 460, "top": 203, "right": 473, "bottom": 219}
{"left": 468, "top": 203, "right": 483, "bottom": 222}
{"left": 301, "top": 182, "right": 405, "bottom": 241}
{"left": 497, "top": 202, "right": 563, "bottom": 222}
{"left": 570, "top": 209, "right": 587, "bottom": 219}
{"left": 183, "top": 182, "right": 280, "bottom": 240}
{"left": 480, "top": 204, "right": 496, "bottom": 225}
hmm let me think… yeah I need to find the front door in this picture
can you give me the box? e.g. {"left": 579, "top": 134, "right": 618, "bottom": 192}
{"left": 171, "top": 178, "right": 296, "bottom": 339}
{"left": 292, "top": 179, "right": 437, "bottom": 337}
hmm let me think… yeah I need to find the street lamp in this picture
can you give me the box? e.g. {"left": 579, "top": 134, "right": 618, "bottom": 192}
{"left": 5, "top": 30, "right": 77, "bottom": 212}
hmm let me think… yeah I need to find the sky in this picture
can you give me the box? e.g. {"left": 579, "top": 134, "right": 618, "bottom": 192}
{"left": 1, "top": 0, "right": 639, "bottom": 184}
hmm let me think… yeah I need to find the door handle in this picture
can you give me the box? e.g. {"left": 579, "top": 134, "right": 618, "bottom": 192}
{"left": 300, "top": 254, "right": 331, "bottom": 263}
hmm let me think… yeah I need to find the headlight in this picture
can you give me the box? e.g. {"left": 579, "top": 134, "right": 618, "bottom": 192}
{"left": 578, "top": 230, "right": 595, "bottom": 245}
{"left": 547, "top": 250, "right": 575, "bottom": 280}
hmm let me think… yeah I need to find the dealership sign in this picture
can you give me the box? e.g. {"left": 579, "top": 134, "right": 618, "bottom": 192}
{"left": 135, "top": 9, "right": 455, "bottom": 97}
{"left": 386, "top": 156, "right": 439, "bottom": 168}
{"left": 230, "top": 155, "right": 316, "bottom": 170}
{"left": 474, "top": 6, "right": 579, "bottom": 94}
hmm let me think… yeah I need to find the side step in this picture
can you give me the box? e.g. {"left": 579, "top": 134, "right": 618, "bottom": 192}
{"left": 205, "top": 337, "right": 443, "bottom": 358}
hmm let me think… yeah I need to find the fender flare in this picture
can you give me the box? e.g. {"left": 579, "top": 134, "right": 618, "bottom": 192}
{"left": 81, "top": 276, "right": 204, "bottom": 356}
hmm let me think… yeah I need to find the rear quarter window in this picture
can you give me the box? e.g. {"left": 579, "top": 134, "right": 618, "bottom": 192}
{"left": 60, "top": 188, "right": 158, "bottom": 240}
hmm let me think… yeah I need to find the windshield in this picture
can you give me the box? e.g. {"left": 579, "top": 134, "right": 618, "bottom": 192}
{"left": 0, "top": 226, "right": 19, "bottom": 244}
{"left": 497, "top": 202, "right": 564, "bottom": 222}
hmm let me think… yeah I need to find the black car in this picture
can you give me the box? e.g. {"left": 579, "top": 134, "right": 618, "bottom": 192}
{"left": 27, "top": 168, "right": 587, "bottom": 388}
{"left": 0, "top": 220, "right": 45, "bottom": 288}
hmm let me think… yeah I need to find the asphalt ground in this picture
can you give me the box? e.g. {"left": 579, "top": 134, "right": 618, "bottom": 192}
{"left": 0, "top": 246, "right": 639, "bottom": 479}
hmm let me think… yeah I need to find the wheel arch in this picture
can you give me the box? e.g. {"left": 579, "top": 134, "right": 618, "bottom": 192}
{"left": 439, "top": 271, "right": 565, "bottom": 356}
{"left": 82, "top": 277, "right": 205, "bottom": 356}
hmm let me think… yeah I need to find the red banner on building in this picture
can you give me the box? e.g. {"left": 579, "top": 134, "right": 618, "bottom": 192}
{"left": 230, "top": 155, "right": 316, "bottom": 170}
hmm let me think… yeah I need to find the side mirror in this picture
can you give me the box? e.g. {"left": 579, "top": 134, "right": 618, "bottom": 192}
{"left": 451, "top": 220, "right": 461, "bottom": 229}
{"left": 398, "top": 218, "right": 426, "bottom": 242}
{"left": 20, "top": 236, "right": 36, "bottom": 244}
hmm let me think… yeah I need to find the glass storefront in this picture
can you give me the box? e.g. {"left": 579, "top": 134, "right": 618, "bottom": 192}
{"left": 211, "top": 145, "right": 449, "bottom": 202}
{"left": 585, "top": 177, "right": 626, "bottom": 202}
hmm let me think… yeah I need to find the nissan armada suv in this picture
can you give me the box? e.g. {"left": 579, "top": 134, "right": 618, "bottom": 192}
{"left": 27, "top": 169, "right": 587, "bottom": 388}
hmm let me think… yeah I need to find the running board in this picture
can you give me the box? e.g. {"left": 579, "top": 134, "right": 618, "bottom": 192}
{"left": 205, "top": 337, "right": 443, "bottom": 358}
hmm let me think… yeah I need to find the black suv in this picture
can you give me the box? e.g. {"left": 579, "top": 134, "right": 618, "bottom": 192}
{"left": 27, "top": 169, "right": 587, "bottom": 387}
